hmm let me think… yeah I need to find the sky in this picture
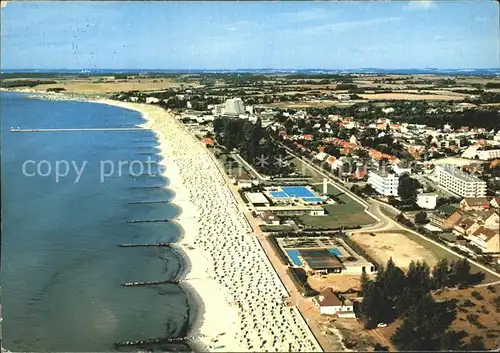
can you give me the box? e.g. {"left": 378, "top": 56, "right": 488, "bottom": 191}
{"left": 1, "top": 0, "right": 499, "bottom": 70}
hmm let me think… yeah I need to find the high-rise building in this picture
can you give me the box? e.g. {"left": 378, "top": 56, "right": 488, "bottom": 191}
{"left": 435, "top": 164, "right": 487, "bottom": 197}
{"left": 367, "top": 170, "right": 399, "bottom": 196}
{"left": 224, "top": 98, "right": 245, "bottom": 116}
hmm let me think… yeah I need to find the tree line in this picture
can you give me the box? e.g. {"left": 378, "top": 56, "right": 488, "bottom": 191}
{"left": 360, "top": 258, "right": 485, "bottom": 350}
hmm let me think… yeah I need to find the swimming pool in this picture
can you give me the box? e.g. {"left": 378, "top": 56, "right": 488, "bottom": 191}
{"left": 328, "top": 248, "right": 342, "bottom": 257}
{"left": 286, "top": 250, "right": 303, "bottom": 266}
{"left": 281, "top": 186, "right": 316, "bottom": 198}
{"left": 271, "top": 191, "right": 289, "bottom": 198}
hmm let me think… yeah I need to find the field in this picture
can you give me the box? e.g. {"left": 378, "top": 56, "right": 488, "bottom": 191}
{"left": 350, "top": 232, "right": 438, "bottom": 269}
{"left": 8, "top": 77, "right": 200, "bottom": 93}
{"left": 298, "top": 182, "right": 376, "bottom": 229}
{"left": 359, "top": 93, "right": 465, "bottom": 101}
{"left": 307, "top": 274, "right": 362, "bottom": 293}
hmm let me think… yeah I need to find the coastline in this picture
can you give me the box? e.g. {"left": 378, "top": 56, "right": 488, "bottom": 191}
{"left": 4, "top": 88, "right": 325, "bottom": 352}
{"left": 98, "top": 99, "right": 322, "bottom": 352}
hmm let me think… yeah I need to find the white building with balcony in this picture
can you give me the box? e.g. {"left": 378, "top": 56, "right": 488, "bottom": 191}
{"left": 367, "top": 170, "right": 399, "bottom": 196}
{"left": 435, "top": 164, "right": 487, "bottom": 198}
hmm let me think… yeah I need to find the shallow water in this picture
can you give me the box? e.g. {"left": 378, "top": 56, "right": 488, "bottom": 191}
{"left": 1, "top": 93, "right": 195, "bottom": 352}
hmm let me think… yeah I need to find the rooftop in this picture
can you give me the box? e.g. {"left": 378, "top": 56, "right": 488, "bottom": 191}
{"left": 315, "top": 288, "right": 342, "bottom": 307}
{"left": 300, "top": 249, "right": 344, "bottom": 270}
{"left": 436, "top": 164, "right": 486, "bottom": 183}
{"left": 368, "top": 169, "right": 398, "bottom": 178}
{"left": 245, "top": 192, "right": 270, "bottom": 205}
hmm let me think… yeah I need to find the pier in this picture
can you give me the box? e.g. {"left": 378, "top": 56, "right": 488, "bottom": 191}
{"left": 126, "top": 219, "right": 173, "bottom": 223}
{"left": 127, "top": 200, "right": 172, "bottom": 204}
{"left": 118, "top": 242, "right": 173, "bottom": 248}
{"left": 10, "top": 128, "right": 150, "bottom": 133}
{"left": 121, "top": 280, "right": 180, "bottom": 286}
{"left": 114, "top": 335, "right": 207, "bottom": 347}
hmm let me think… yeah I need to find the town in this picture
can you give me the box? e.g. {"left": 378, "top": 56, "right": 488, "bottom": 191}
{"left": 3, "top": 70, "right": 500, "bottom": 351}
{"left": 100, "top": 72, "right": 500, "bottom": 350}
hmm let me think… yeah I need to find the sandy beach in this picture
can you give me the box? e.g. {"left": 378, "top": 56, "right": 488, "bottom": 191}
{"left": 96, "top": 100, "right": 322, "bottom": 352}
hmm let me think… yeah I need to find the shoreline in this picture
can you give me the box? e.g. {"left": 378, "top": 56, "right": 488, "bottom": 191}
{"left": 95, "top": 99, "right": 243, "bottom": 351}
{"left": 4, "top": 89, "right": 325, "bottom": 352}
{"left": 98, "top": 99, "right": 322, "bottom": 352}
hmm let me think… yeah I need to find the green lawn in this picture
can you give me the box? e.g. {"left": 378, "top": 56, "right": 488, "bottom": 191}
{"left": 298, "top": 183, "right": 376, "bottom": 229}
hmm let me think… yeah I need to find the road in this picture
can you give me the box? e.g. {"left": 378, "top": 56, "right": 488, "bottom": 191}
{"left": 277, "top": 139, "right": 500, "bottom": 284}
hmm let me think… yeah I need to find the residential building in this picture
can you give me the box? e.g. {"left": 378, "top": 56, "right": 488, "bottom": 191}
{"left": 468, "top": 226, "right": 500, "bottom": 253}
{"left": 245, "top": 192, "right": 270, "bottom": 207}
{"left": 224, "top": 98, "right": 246, "bottom": 116}
{"left": 435, "top": 164, "right": 487, "bottom": 197}
{"left": 430, "top": 205, "right": 459, "bottom": 229}
{"left": 314, "top": 288, "right": 354, "bottom": 316}
{"left": 442, "top": 209, "right": 464, "bottom": 229}
{"left": 417, "top": 193, "right": 438, "bottom": 209}
{"left": 261, "top": 211, "right": 280, "bottom": 225}
{"left": 462, "top": 145, "right": 500, "bottom": 160}
{"left": 459, "top": 197, "right": 490, "bottom": 211}
{"left": 490, "top": 196, "right": 500, "bottom": 209}
{"left": 367, "top": 170, "right": 399, "bottom": 196}
{"left": 453, "top": 217, "right": 481, "bottom": 236}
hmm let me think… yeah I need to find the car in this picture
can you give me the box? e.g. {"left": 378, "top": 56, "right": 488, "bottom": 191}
{"left": 369, "top": 232, "right": 376, "bottom": 237}
{"left": 377, "top": 323, "right": 388, "bottom": 328}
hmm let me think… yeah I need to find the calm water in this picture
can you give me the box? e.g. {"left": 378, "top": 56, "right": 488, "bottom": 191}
{"left": 1, "top": 93, "right": 196, "bottom": 352}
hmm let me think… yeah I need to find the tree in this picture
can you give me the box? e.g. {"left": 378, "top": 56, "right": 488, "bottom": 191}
{"left": 360, "top": 270, "right": 371, "bottom": 296}
{"left": 414, "top": 210, "right": 428, "bottom": 224}
{"left": 440, "top": 330, "right": 468, "bottom": 351}
{"left": 451, "top": 258, "right": 472, "bottom": 287}
{"left": 383, "top": 258, "right": 406, "bottom": 304}
{"left": 373, "top": 343, "right": 389, "bottom": 352}
{"left": 361, "top": 281, "right": 392, "bottom": 328}
{"left": 397, "top": 261, "right": 431, "bottom": 316}
{"left": 398, "top": 174, "right": 421, "bottom": 203}
{"left": 463, "top": 336, "right": 485, "bottom": 350}
{"left": 392, "top": 294, "right": 455, "bottom": 351}
{"left": 431, "top": 258, "right": 450, "bottom": 289}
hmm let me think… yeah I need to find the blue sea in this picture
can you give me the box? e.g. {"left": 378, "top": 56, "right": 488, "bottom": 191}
{"left": 1, "top": 92, "right": 197, "bottom": 352}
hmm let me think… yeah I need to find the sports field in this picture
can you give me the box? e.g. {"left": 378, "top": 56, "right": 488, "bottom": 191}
{"left": 351, "top": 232, "right": 438, "bottom": 269}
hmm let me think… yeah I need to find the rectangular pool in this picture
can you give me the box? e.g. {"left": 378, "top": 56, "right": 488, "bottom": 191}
{"left": 282, "top": 186, "right": 316, "bottom": 198}
{"left": 286, "top": 249, "right": 303, "bottom": 266}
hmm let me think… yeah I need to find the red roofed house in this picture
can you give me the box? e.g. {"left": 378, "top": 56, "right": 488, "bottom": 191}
{"left": 469, "top": 226, "right": 500, "bottom": 253}
{"left": 313, "top": 288, "right": 354, "bottom": 316}
{"left": 490, "top": 196, "right": 500, "bottom": 209}
{"left": 201, "top": 137, "right": 214, "bottom": 147}
{"left": 460, "top": 197, "right": 490, "bottom": 211}
{"left": 303, "top": 134, "right": 313, "bottom": 141}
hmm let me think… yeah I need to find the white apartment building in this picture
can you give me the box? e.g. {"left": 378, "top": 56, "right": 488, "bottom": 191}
{"left": 224, "top": 98, "right": 245, "bottom": 116}
{"left": 367, "top": 170, "right": 399, "bottom": 196}
{"left": 435, "top": 164, "right": 487, "bottom": 198}
{"left": 417, "top": 193, "right": 438, "bottom": 209}
{"left": 461, "top": 145, "right": 500, "bottom": 160}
